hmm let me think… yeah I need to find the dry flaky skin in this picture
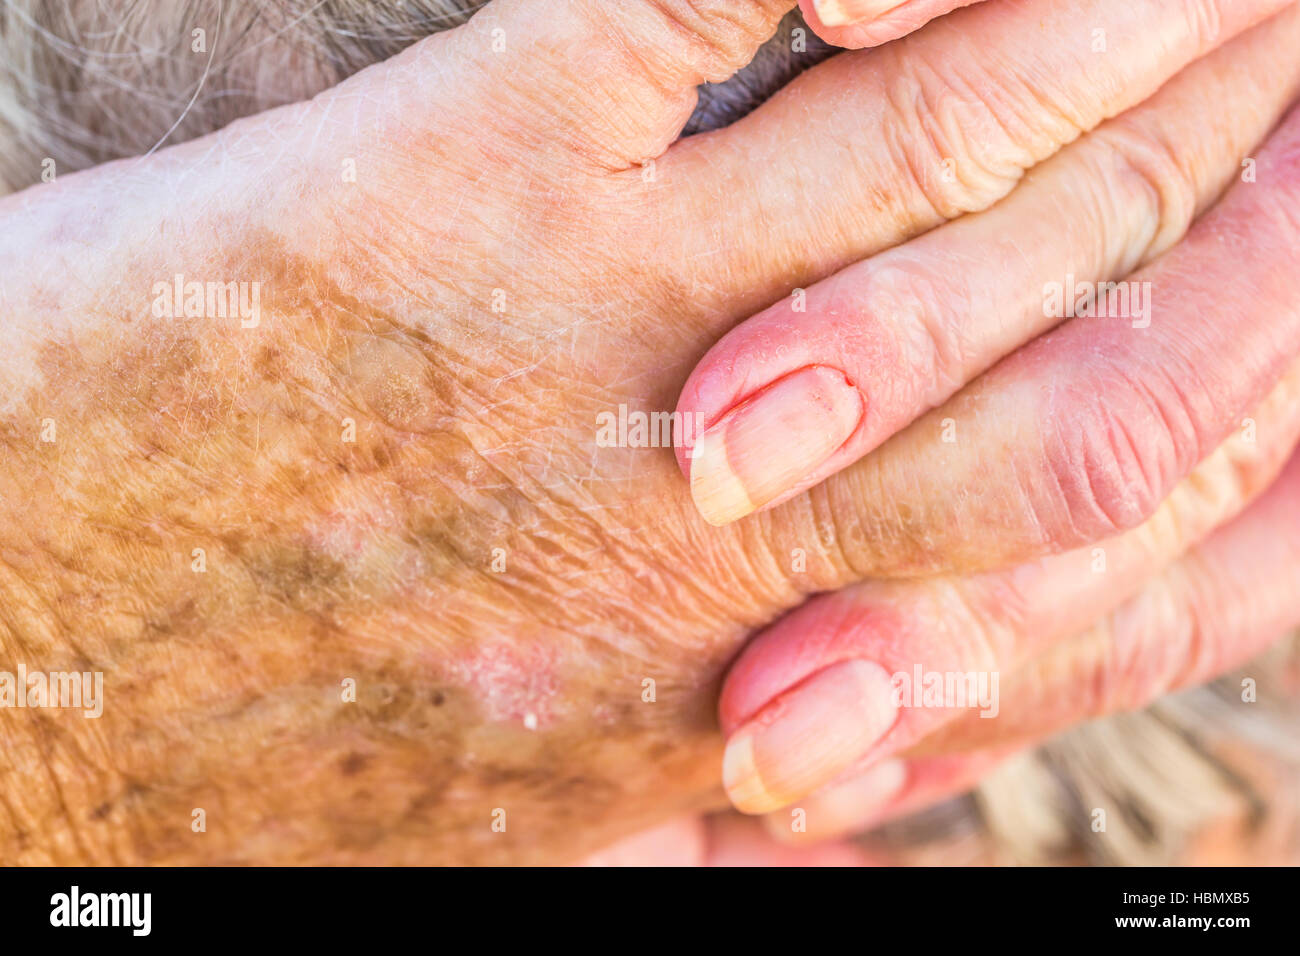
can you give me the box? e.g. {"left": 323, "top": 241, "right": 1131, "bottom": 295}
{"left": 2, "top": 1, "right": 1298, "bottom": 866}
{"left": 0, "top": 23, "right": 867, "bottom": 864}
{"left": 0, "top": 2, "right": 852, "bottom": 866}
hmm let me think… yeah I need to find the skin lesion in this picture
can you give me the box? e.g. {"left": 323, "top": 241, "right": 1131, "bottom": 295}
{"left": 0, "top": 199, "right": 745, "bottom": 861}
{"left": 0, "top": 226, "right": 466, "bottom": 852}
{"left": 0, "top": 34, "right": 834, "bottom": 861}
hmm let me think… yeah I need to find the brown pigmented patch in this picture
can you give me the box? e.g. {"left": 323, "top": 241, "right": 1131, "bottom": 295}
{"left": 339, "top": 752, "right": 370, "bottom": 776}
{"left": 0, "top": 198, "right": 772, "bottom": 863}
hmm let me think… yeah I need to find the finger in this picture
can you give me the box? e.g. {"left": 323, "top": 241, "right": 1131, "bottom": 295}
{"left": 800, "top": 0, "right": 985, "bottom": 49}
{"left": 447, "top": 0, "right": 793, "bottom": 169}
{"left": 760, "top": 749, "right": 1010, "bottom": 843}
{"left": 924, "top": 451, "right": 1300, "bottom": 757}
{"left": 717, "top": 364, "right": 1300, "bottom": 813}
{"left": 814, "top": 97, "right": 1300, "bottom": 579}
{"left": 677, "top": 7, "right": 1300, "bottom": 525}
{"left": 659, "top": 0, "right": 1293, "bottom": 317}
{"left": 795, "top": 445, "right": 1300, "bottom": 837}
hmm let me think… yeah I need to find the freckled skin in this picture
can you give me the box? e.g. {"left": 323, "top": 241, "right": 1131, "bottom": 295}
{"left": 5, "top": 0, "right": 1298, "bottom": 864}
{"left": 0, "top": 27, "right": 866, "bottom": 865}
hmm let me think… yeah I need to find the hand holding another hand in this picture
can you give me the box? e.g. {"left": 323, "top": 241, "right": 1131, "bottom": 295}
{"left": 2, "top": 0, "right": 1297, "bottom": 864}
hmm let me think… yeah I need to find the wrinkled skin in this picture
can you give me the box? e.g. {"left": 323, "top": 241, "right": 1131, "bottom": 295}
{"left": 2, "top": 0, "right": 1298, "bottom": 864}
{"left": 0, "top": 3, "right": 869, "bottom": 864}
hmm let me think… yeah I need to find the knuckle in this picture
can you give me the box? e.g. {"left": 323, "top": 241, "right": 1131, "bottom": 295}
{"left": 843, "top": 257, "right": 970, "bottom": 406}
{"left": 1087, "top": 596, "right": 1165, "bottom": 716}
{"left": 1043, "top": 410, "right": 1165, "bottom": 544}
{"left": 1087, "top": 122, "right": 1200, "bottom": 267}
{"left": 1175, "top": 0, "right": 1227, "bottom": 54}
{"left": 1037, "top": 365, "right": 1206, "bottom": 546}
{"left": 931, "top": 580, "right": 1011, "bottom": 673}
{"left": 633, "top": 0, "right": 789, "bottom": 82}
{"left": 1090, "top": 567, "right": 1215, "bottom": 716}
{"left": 880, "top": 46, "right": 1077, "bottom": 220}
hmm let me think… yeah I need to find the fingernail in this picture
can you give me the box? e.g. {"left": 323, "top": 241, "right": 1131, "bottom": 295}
{"left": 689, "top": 365, "right": 863, "bottom": 526}
{"left": 813, "top": 0, "right": 911, "bottom": 28}
{"left": 764, "top": 758, "right": 908, "bottom": 842}
{"left": 723, "top": 659, "right": 898, "bottom": 814}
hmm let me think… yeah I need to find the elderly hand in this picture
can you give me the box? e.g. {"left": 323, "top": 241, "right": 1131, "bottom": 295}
{"left": 677, "top": 4, "right": 1300, "bottom": 832}
{"left": 1, "top": 0, "right": 1294, "bottom": 864}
